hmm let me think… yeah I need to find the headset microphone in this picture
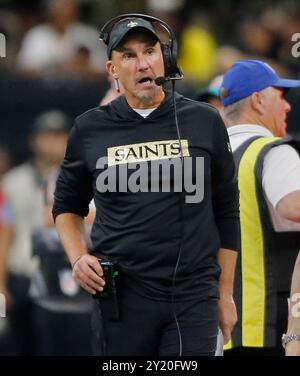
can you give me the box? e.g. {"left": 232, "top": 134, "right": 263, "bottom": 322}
{"left": 154, "top": 72, "right": 184, "bottom": 86}
{"left": 154, "top": 77, "right": 166, "bottom": 86}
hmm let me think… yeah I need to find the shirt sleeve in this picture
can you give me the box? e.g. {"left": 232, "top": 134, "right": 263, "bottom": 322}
{"left": 211, "top": 112, "right": 240, "bottom": 251}
{"left": 263, "top": 144, "right": 300, "bottom": 209}
{"left": 16, "top": 28, "right": 47, "bottom": 69}
{"left": 52, "top": 123, "right": 93, "bottom": 221}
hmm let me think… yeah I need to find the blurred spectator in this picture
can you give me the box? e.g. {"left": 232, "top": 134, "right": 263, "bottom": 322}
{"left": 0, "top": 189, "right": 15, "bottom": 346}
{"left": 237, "top": 17, "right": 278, "bottom": 59}
{"left": 214, "top": 46, "right": 247, "bottom": 75}
{"left": 194, "top": 74, "right": 226, "bottom": 124}
{"left": 0, "top": 147, "right": 12, "bottom": 180}
{"left": 146, "top": 0, "right": 218, "bottom": 85}
{"left": 145, "top": 0, "right": 185, "bottom": 40}
{"left": 0, "top": 110, "right": 70, "bottom": 355}
{"left": 100, "top": 74, "right": 122, "bottom": 106}
{"left": 16, "top": 0, "right": 107, "bottom": 80}
{"left": 0, "top": 148, "right": 14, "bottom": 345}
{"left": 146, "top": 0, "right": 185, "bottom": 14}
{"left": 0, "top": 147, "right": 14, "bottom": 232}
{"left": 30, "top": 165, "right": 95, "bottom": 356}
{"left": 178, "top": 13, "right": 217, "bottom": 85}
{"left": 274, "top": 11, "right": 300, "bottom": 76}
{"left": 0, "top": 190, "right": 13, "bottom": 229}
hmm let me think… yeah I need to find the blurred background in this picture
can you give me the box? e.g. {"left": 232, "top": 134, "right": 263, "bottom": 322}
{"left": 1, "top": 0, "right": 300, "bottom": 356}
{"left": 1, "top": 0, "right": 300, "bottom": 163}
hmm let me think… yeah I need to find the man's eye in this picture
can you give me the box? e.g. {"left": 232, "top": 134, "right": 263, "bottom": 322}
{"left": 123, "top": 53, "right": 133, "bottom": 59}
{"left": 146, "top": 49, "right": 154, "bottom": 55}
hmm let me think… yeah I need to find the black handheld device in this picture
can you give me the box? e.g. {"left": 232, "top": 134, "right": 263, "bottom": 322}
{"left": 94, "top": 259, "right": 120, "bottom": 321}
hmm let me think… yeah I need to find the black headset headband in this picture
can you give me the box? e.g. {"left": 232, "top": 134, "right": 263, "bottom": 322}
{"left": 99, "top": 13, "right": 175, "bottom": 46}
{"left": 99, "top": 13, "right": 181, "bottom": 78}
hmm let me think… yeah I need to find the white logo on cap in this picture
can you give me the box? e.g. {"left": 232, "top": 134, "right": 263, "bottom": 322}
{"left": 127, "top": 21, "right": 138, "bottom": 28}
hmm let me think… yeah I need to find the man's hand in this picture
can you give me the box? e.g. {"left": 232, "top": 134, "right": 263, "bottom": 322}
{"left": 216, "top": 248, "right": 238, "bottom": 344}
{"left": 72, "top": 254, "right": 105, "bottom": 295}
{"left": 218, "top": 295, "right": 237, "bottom": 344}
{"left": 55, "top": 214, "right": 105, "bottom": 295}
{"left": 285, "top": 340, "right": 300, "bottom": 356}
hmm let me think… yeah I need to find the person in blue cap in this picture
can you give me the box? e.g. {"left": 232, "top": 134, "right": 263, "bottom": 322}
{"left": 221, "top": 59, "right": 300, "bottom": 356}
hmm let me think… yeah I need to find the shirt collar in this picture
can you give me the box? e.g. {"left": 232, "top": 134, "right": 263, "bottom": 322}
{"left": 227, "top": 124, "right": 274, "bottom": 138}
{"left": 110, "top": 90, "right": 182, "bottom": 121}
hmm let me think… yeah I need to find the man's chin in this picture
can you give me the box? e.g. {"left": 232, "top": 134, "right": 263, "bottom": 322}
{"left": 134, "top": 88, "right": 159, "bottom": 102}
{"left": 277, "top": 124, "right": 287, "bottom": 137}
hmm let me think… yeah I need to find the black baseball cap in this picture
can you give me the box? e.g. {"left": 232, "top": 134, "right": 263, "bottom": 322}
{"left": 106, "top": 17, "right": 160, "bottom": 59}
{"left": 32, "top": 110, "right": 71, "bottom": 134}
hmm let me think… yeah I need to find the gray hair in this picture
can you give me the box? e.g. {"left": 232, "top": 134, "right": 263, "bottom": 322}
{"left": 223, "top": 87, "right": 273, "bottom": 124}
{"left": 223, "top": 97, "right": 250, "bottom": 124}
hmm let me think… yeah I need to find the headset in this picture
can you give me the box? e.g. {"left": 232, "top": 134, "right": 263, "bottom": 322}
{"left": 100, "top": 13, "right": 185, "bottom": 356}
{"left": 99, "top": 13, "right": 183, "bottom": 80}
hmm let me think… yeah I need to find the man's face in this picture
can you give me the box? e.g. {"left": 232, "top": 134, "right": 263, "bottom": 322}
{"left": 261, "top": 87, "right": 291, "bottom": 137}
{"left": 49, "top": 0, "right": 78, "bottom": 28}
{"left": 32, "top": 131, "right": 68, "bottom": 166}
{"left": 106, "top": 31, "right": 165, "bottom": 108}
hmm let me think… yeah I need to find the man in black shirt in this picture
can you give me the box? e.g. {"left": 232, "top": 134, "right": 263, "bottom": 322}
{"left": 53, "top": 14, "right": 240, "bottom": 356}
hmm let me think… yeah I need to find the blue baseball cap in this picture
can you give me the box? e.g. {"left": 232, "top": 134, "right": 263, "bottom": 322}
{"left": 220, "top": 59, "right": 300, "bottom": 106}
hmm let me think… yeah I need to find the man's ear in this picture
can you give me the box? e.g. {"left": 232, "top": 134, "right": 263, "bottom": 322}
{"left": 250, "top": 92, "right": 265, "bottom": 115}
{"left": 106, "top": 60, "right": 118, "bottom": 79}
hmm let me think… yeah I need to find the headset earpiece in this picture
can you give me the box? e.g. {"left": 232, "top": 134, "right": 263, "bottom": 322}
{"left": 161, "top": 42, "right": 179, "bottom": 77}
{"left": 99, "top": 31, "right": 109, "bottom": 45}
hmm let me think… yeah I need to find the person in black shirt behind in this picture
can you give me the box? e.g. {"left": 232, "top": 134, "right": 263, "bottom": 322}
{"left": 53, "top": 14, "right": 240, "bottom": 356}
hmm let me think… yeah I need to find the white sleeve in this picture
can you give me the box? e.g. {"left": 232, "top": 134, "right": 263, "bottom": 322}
{"left": 16, "top": 28, "right": 51, "bottom": 69}
{"left": 16, "top": 32, "right": 36, "bottom": 69}
{"left": 262, "top": 144, "right": 300, "bottom": 209}
{"left": 74, "top": 25, "right": 107, "bottom": 73}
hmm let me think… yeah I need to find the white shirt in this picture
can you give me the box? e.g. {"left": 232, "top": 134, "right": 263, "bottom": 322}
{"left": 132, "top": 108, "right": 156, "bottom": 118}
{"left": 227, "top": 124, "right": 300, "bottom": 232}
{"left": 17, "top": 23, "right": 107, "bottom": 73}
{"left": 1, "top": 163, "right": 43, "bottom": 277}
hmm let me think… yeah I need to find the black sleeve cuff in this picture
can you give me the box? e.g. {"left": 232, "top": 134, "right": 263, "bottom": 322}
{"left": 217, "top": 217, "right": 241, "bottom": 252}
{"left": 52, "top": 205, "right": 89, "bottom": 222}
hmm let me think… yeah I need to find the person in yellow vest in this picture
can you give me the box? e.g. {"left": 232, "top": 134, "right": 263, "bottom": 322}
{"left": 220, "top": 59, "right": 300, "bottom": 355}
{"left": 284, "top": 251, "right": 300, "bottom": 356}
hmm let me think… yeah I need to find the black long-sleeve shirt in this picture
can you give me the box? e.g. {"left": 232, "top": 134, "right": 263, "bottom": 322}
{"left": 53, "top": 91, "right": 240, "bottom": 301}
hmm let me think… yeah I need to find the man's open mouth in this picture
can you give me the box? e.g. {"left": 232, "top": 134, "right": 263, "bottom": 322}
{"left": 137, "top": 77, "right": 153, "bottom": 85}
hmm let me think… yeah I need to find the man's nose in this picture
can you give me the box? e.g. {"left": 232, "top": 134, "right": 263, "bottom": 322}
{"left": 137, "top": 55, "right": 150, "bottom": 71}
{"left": 285, "top": 99, "right": 291, "bottom": 113}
